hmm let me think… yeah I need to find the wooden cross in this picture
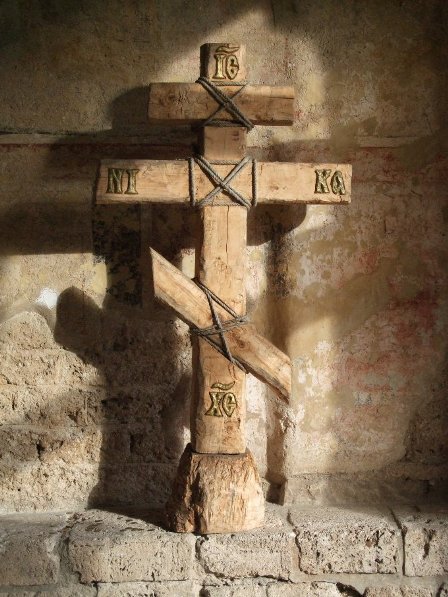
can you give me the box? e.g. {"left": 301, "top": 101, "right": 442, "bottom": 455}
{"left": 96, "top": 43, "right": 351, "bottom": 534}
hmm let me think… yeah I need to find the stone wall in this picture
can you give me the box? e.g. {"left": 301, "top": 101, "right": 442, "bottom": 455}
{"left": 0, "top": 0, "right": 447, "bottom": 512}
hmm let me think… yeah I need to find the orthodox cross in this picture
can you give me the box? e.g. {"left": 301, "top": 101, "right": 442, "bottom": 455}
{"left": 96, "top": 43, "right": 351, "bottom": 534}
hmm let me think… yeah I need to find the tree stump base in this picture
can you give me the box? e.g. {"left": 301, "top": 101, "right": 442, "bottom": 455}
{"left": 165, "top": 444, "right": 265, "bottom": 534}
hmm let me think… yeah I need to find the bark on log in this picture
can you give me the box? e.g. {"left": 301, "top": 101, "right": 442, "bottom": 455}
{"left": 166, "top": 443, "right": 264, "bottom": 533}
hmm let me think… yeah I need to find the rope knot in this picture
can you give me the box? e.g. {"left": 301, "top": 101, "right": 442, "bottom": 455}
{"left": 190, "top": 279, "right": 248, "bottom": 372}
{"left": 196, "top": 76, "right": 254, "bottom": 130}
{"left": 188, "top": 155, "right": 258, "bottom": 209}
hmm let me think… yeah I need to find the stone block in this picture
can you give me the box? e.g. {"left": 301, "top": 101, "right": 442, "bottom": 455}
{"left": 0, "top": 426, "right": 144, "bottom": 467}
{"left": 0, "top": 347, "right": 101, "bottom": 388}
{"left": 267, "top": 583, "right": 347, "bottom": 596}
{"left": 363, "top": 588, "right": 433, "bottom": 596}
{"left": 0, "top": 513, "right": 66, "bottom": 585}
{"left": 0, "top": 350, "right": 60, "bottom": 386}
{"left": 394, "top": 506, "right": 448, "bottom": 576}
{"left": 0, "top": 462, "right": 98, "bottom": 512}
{"left": 202, "top": 584, "right": 267, "bottom": 597}
{"left": 87, "top": 462, "right": 176, "bottom": 509}
{"left": 57, "top": 351, "right": 104, "bottom": 387}
{"left": 0, "top": 460, "right": 175, "bottom": 513}
{"left": 197, "top": 508, "right": 295, "bottom": 580}
{"left": 68, "top": 510, "right": 195, "bottom": 582}
{"left": 97, "top": 581, "right": 199, "bottom": 596}
{"left": 0, "top": 588, "right": 97, "bottom": 597}
{"left": 0, "top": 427, "right": 104, "bottom": 465}
{"left": 0, "top": 385, "right": 88, "bottom": 426}
{"left": 290, "top": 506, "right": 400, "bottom": 574}
{"left": 85, "top": 386, "right": 160, "bottom": 426}
{"left": 0, "top": 312, "right": 56, "bottom": 350}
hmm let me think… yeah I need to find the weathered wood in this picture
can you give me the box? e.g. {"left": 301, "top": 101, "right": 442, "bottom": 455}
{"left": 191, "top": 127, "right": 247, "bottom": 455}
{"left": 166, "top": 443, "right": 264, "bottom": 533}
{"left": 148, "top": 83, "right": 294, "bottom": 126}
{"left": 200, "top": 126, "right": 246, "bottom": 161}
{"left": 150, "top": 248, "right": 291, "bottom": 402}
{"left": 97, "top": 159, "right": 352, "bottom": 205}
{"left": 200, "top": 43, "right": 247, "bottom": 83}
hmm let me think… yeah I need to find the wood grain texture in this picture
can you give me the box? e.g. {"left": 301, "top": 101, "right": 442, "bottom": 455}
{"left": 200, "top": 126, "right": 247, "bottom": 161}
{"left": 150, "top": 248, "right": 291, "bottom": 402}
{"left": 191, "top": 127, "right": 248, "bottom": 455}
{"left": 166, "top": 443, "right": 264, "bottom": 533}
{"left": 96, "top": 160, "right": 352, "bottom": 205}
{"left": 148, "top": 83, "right": 294, "bottom": 125}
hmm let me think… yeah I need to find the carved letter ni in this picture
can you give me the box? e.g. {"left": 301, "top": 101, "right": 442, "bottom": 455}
{"left": 107, "top": 168, "right": 139, "bottom": 195}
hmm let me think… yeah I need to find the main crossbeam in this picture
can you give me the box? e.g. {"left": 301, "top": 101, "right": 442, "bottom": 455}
{"left": 97, "top": 159, "right": 351, "bottom": 205}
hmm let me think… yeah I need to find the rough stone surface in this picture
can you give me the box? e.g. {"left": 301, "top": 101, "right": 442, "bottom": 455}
{"left": 0, "top": 507, "right": 447, "bottom": 595}
{"left": 198, "top": 508, "right": 295, "bottom": 580}
{"left": 202, "top": 584, "right": 267, "bottom": 597}
{"left": 97, "top": 581, "right": 199, "bottom": 596}
{"left": 267, "top": 582, "right": 348, "bottom": 596}
{"left": 363, "top": 588, "right": 434, "bottom": 597}
{"left": 394, "top": 507, "right": 448, "bottom": 576}
{"left": 0, "top": 589, "right": 97, "bottom": 597}
{"left": 290, "top": 506, "right": 400, "bottom": 574}
{"left": 0, "top": 513, "right": 66, "bottom": 585}
{"left": 68, "top": 510, "right": 195, "bottom": 583}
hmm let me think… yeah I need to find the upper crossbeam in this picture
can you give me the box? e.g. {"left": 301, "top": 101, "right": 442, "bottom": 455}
{"left": 148, "top": 83, "right": 295, "bottom": 126}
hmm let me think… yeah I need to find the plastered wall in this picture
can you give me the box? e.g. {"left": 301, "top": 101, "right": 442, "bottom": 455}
{"left": 0, "top": 0, "right": 447, "bottom": 511}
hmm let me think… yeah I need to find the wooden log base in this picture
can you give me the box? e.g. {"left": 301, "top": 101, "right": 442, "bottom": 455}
{"left": 165, "top": 444, "right": 264, "bottom": 534}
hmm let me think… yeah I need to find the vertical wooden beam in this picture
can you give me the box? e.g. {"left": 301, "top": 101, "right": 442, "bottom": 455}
{"left": 166, "top": 44, "right": 264, "bottom": 533}
{"left": 191, "top": 127, "right": 248, "bottom": 454}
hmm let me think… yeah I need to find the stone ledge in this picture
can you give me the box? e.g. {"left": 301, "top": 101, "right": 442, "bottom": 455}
{"left": 290, "top": 506, "right": 401, "bottom": 574}
{"left": 394, "top": 506, "right": 448, "bottom": 577}
{"left": 68, "top": 510, "right": 196, "bottom": 583}
{"left": 0, "top": 505, "right": 446, "bottom": 595}
{"left": 0, "top": 512, "right": 66, "bottom": 586}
